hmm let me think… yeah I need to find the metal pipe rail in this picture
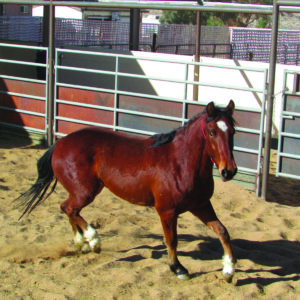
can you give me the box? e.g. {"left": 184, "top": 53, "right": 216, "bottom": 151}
{"left": 4, "top": 0, "right": 300, "bottom": 13}
{"left": 2, "top": 1, "right": 273, "bottom": 14}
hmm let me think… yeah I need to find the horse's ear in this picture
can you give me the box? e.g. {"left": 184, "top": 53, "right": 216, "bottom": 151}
{"left": 206, "top": 101, "right": 215, "bottom": 118}
{"left": 226, "top": 100, "right": 235, "bottom": 116}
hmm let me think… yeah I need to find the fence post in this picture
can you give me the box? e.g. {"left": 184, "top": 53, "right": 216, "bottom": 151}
{"left": 262, "top": 0, "right": 279, "bottom": 200}
{"left": 152, "top": 33, "right": 157, "bottom": 52}
{"left": 129, "top": 8, "right": 140, "bottom": 51}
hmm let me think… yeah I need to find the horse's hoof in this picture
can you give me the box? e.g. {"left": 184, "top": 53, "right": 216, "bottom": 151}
{"left": 93, "top": 246, "right": 101, "bottom": 254}
{"left": 89, "top": 237, "right": 101, "bottom": 253}
{"left": 223, "top": 272, "right": 234, "bottom": 283}
{"left": 177, "top": 272, "right": 190, "bottom": 281}
{"left": 81, "top": 242, "right": 91, "bottom": 254}
{"left": 171, "top": 264, "right": 190, "bottom": 281}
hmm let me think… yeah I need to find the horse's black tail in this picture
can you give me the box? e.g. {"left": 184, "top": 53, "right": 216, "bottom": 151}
{"left": 14, "top": 144, "right": 57, "bottom": 220}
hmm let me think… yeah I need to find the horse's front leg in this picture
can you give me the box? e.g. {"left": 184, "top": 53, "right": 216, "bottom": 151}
{"left": 191, "top": 201, "right": 237, "bottom": 283}
{"left": 157, "top": 209, "right": 189, "bottom": 281}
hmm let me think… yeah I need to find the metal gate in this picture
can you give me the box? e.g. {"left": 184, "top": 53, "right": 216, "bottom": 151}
{"left": 276, "top": 69, "right": 300, "bottom": 179}
{"left": 54, "top": 48, "right": 268, "bottom": 195}
{"left": 0, "top": 43, "right": 48, "bottom": 139}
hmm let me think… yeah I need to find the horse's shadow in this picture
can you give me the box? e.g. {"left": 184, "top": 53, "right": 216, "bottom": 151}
{"left": 117, "top": 233, "right": 300, "bottom": 286}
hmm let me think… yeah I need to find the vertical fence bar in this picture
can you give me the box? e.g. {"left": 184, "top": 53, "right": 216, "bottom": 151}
{"left": 53, "top": 48, "right": 59, "bottom": 138}
{"left": 182, "top": 63, "right": 189, "bottom": 126}
{"left": 256, "top": 68, "right": 269, "bottom": 196}
{"left": 46, "top": 0, "right": 55, "bottom": 146}
{"left": 262, "top": 0, "right": 279, "bottom": 200}
{"left": 276, "top": 70, "right": 288, "bottom": 176}
{"left": 114, "top": 55, "right": 119, "bottom": 131}
{"left": 193, "top": 11, "right": 201, "bottom": 101}
{"left": 45, "top": 47, "right": 49, "bottom": 139}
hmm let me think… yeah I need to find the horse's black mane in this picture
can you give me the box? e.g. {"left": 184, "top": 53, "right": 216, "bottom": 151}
{"left": 149, "top": 128, "right": 180, "bottom": 148}
{"left": 149, "top": 105, "right": 235, "bottom": 148}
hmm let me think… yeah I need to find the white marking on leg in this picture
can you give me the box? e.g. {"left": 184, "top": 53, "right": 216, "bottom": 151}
{"left": 177, "top": 273, "right": 190, "bottom": 281}
{"left": 84, "top": 225, "right": 97, "bottom": 240}
{"left": 74, "top": 231, "right": 85, "bottom": 250}
{"left": 84, "top": 225, "right": 101, "bottom": 253}
{"left": 217, "top": 120, "right": 228, "bottom": 132}
{"left": 222, "top": 254, "right": 235, "bottom": 277}
{"left": 74, "top": 230, "right": 91, "bottom": 253}
{"left": 81, "top": 242, "right": 91, "bottom": 254}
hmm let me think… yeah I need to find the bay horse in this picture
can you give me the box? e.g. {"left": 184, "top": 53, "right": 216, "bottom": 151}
{"left": 15, "top": 100, "right": 237, "bottom": 282}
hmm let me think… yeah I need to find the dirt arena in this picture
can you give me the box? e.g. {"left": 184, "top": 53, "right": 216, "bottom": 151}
{"left": 0, "top": 136, "right": 299, "bottom": 300}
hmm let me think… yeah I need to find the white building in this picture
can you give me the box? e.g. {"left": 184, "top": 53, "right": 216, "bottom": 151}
{"left": 32, "top": 6, "right": 82, "bottom": 19}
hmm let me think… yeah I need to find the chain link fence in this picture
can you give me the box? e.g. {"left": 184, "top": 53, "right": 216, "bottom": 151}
{"left": 0, "top": 16, "right": 299, "bottom": 65}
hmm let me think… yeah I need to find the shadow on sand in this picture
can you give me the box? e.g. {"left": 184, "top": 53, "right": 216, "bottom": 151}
{"left": 117, "top": 233, "right": 300, "bottom": 286}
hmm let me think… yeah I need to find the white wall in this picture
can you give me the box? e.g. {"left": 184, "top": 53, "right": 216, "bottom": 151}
{"left": 33, "top": 6, "right": 82, "bottom": 19}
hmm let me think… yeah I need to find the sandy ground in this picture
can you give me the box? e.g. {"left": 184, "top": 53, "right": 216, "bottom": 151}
{"left": 0, "top": 136, "right": 300, "bottom": 300}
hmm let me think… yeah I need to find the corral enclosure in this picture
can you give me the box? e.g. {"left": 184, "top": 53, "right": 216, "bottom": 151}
{"left": 1, "top": 42, "right": 299, "bottom": 195}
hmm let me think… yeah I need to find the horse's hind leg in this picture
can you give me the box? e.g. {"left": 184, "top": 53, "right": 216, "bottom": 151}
{"left": 61, "top": 190, "right": 103, "bottom": 254}
{"left": 191, "top": 201, "right": 237, "bottom": 283}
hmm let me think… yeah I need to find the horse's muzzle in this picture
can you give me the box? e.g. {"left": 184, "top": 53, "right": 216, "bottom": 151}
{"left": 221, "top": 167, "right": 237, "bottom": 182}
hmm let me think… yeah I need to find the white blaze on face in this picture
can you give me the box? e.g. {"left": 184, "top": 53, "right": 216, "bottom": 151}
{"left": 217, "top": 120, "right": 228, "bottom": 132}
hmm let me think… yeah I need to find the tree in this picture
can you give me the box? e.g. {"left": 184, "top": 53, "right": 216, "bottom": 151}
{"left": 160, "top": 0, "right": 272, "bottom": 28}
{"left": 160, "top": 11, "right": 197, "bottom": 25}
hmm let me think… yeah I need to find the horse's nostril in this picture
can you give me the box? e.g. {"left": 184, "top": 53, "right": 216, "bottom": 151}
{"left": 221, "top": 168, "right": 237, "bottom": 181}
{"left": 221, "top": 169, "right": 228, "bottom": 179}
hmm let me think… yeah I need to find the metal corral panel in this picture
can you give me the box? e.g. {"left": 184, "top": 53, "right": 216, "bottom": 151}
{"left": 235, "top": 131, "right": 260, "bottom": 150}
{"left": 277, "top": 73, "right": 300, "bottom": 180}
{"left": 118, "top": 95, "right": 182, "bottom": 133}
{"left": 234, "top": 151, "right": 259, "bottom": 171}
{"left": 119, "top": 95, "right": 183, "bottom": 118}
{"left": 280, "top": 157, "right": 300, "bottom": 177}
{"left": 0, "top": 110, "right": 45, "bottom": 129}
{"left": 234, "top": 109, "right": 261, "bottom": 130}
{"left": 0, "top": 78, "right": 45, "bottom": 98}
{"left": 55, "top": 86, "right": 115, "bottom": 135}
{"left": 118, "top": 112, "right": 181, "bottom": 133}
{"left": 0, "top": 78, "right": 46, "bottom": 131}
{"left": 186, "top": 103, "right": 206, "bottom": 118}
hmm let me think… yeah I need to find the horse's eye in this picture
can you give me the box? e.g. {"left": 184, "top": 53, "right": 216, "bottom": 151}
{"left": 209, "top": 130, "right": 215, "bottom": 137}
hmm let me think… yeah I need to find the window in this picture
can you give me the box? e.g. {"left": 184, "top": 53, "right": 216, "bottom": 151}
{"left": 20, "top": 5, "right": 29, "bottom": 14}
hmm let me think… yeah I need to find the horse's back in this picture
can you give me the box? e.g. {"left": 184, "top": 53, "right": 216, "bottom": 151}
{"left": 54, "top": 127, "right": 150, "bottom": 157}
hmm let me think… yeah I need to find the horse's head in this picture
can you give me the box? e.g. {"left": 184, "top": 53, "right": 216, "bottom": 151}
{"left": 203, "top": 100, "right": 237, "bottom": 181}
